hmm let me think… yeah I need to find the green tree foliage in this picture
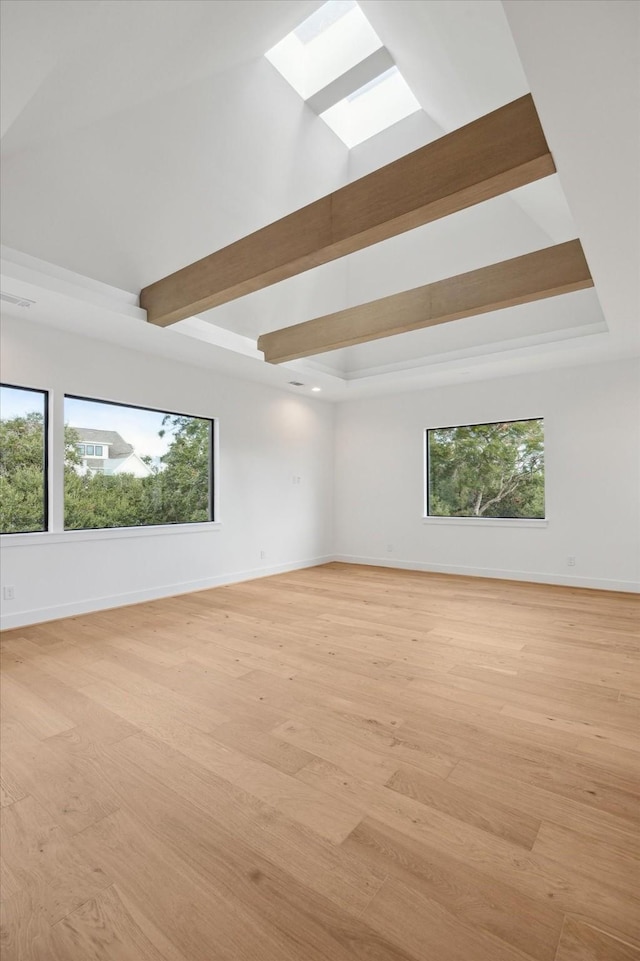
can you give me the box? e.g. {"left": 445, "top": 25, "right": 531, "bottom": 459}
{"left": 155, "top": 414, "right": 211, "bottom": 524}
{"left": 63, "top": 413, "right": 211, "bottom": 529}
{"left": 0, "top": 409, "right": 212, "bottom": 533}
{"left": 0, "top": 411, "right": 46, "bottom": 532}
{"left": 428, "top": 419, "right": 544, "bottom": 519}
{"left": 64, "top": 471, "right": 155, "bottom": 530}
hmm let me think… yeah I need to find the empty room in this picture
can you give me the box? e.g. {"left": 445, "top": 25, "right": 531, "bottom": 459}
{"left": 0, "top": 1, "right": 638, "bottom": 959}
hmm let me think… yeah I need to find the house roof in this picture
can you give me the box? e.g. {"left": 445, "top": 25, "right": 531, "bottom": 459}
{"left": 75, "top": 428, "right": 133, "bottom": 458}
{"left": 0, "top": 1, "right": 637, "bottom": 400}
{"left": 104, "top": 454, "right": 151, "bottom": 475}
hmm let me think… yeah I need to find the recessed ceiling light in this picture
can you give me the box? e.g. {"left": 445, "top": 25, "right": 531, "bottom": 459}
{"left": 311, "top": 386, "right": 322, "bottom": 392}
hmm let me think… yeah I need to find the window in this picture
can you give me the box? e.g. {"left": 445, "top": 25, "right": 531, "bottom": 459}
{"left": 266, "top": 0, "right": 420, "bottom": 148}
{"left": 320, "top": 65, "right": 421, "bottom": 148}
{"left": 266, "top": 1, "right": 380, "bottom": 100}
{"left": 426, "top": 418, "right": 544, "bottom": 519}
{"left": 0, "top": 383, "right": 48, "bottom": 534}
{"left": 64, "top": 395, "right": 214, "bottom": 531}
{"left": 77, "top": 444, "right": 86, "bottom": 455}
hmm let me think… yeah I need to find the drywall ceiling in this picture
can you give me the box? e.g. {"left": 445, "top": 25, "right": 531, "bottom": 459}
{"left": 0, "top": 0, "right": 638, "bottom": 400}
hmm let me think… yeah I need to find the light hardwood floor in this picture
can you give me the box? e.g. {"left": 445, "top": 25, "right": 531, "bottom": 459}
{"left": 1, "top": 563, "right": 638, "bottom": 961}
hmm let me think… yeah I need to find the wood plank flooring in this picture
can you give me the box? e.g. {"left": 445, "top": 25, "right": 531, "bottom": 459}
{"left": 0, "top": 562, "right": 638, "bottom": 960}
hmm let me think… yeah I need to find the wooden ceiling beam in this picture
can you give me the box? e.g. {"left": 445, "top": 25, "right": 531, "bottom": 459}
{"left": 257, "top": 240, "right": 593, "bottom": 364}
{"left": 141, "top": 94, "right": 555, "bottom": 327}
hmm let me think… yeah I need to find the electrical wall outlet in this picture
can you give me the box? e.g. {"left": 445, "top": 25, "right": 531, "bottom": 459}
{"left": 260, "top": 550, "right": 266, "bottom": 560}
{"left": 386, "top": 544, "right": 393, "bottom": 553}
{"left": 567, "top": 556, "right": 576, "bottom": 567}
{"left": 2, "top": 586, "right": 16, "bottom": 601}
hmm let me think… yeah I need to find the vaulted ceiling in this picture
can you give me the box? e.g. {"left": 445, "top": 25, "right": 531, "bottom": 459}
{"left": 1, "top": 0, "right": 638, "bottom": 399}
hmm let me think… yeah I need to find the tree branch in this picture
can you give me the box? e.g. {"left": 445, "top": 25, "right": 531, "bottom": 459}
{"left": 478, "top": 473, "right": 521, "bottom": 515}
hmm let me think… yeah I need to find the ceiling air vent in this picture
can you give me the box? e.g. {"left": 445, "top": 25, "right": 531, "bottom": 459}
{"left": 0, "top": 292, "right": 36, "bottom": 308}
{"left": 288, "top": 381, "right": 305, "bottom": 387}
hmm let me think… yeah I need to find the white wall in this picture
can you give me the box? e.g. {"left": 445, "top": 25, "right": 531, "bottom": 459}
{"left": 333, "top": 359, "right": 640, "bottom": 592}
{"left": 2, "top": 317, "right": 638, "bottom": 631}
{"left": 0, "top": 316, "right": 334, "bottom": 628}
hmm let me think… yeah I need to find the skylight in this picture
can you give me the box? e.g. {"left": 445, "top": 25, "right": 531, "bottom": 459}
{"left": 266, "top": 0, "right": 381, "bottom": 100}
{"left": 294, "top": 0, "right": 357, "bottom": 45}
{"left": 321, "top": 66, "right": 421, "bottom": 148}
{"left": 265, "top": 0, "right": 421, "bottom": 148}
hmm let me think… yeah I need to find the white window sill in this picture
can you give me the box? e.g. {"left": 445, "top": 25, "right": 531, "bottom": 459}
{"left": 423, "top": 516, "right": 548, "bottom": 529}
{"left": 0, "top": 521, "right": 222, "bottom": 547}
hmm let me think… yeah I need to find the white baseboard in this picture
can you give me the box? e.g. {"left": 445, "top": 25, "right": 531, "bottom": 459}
{"left": 333, "top": 554, "right": 640, "bottom": 594}
{"left": 0, "top": 556, "right": 334, "bottom": 631}
{"left": 3, "top": 552, "right": 637, "bottom": 631}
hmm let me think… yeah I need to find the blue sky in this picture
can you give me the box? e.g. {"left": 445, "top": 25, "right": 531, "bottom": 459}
{"left": 65, "top": 397, "right": 171, "bottom": 458}
{"left": 1, "top": 385, "right": 45, "bottom": 419}
{"left": 0, "top": 387, "right": 198, "bottom": 459}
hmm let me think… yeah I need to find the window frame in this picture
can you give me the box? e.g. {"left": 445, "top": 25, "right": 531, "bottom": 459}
{"left": 64, "top": 392, "right": 216, "bottom": 532}
{"left": 425, "top": 416, "right": 545, "bottom": 522}
{"left": 0, "top": 382, "right": 50, "bottom": 535}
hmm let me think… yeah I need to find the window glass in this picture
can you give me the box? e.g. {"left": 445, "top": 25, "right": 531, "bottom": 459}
{"left": 427, "top": 419, "right": 544, "bottom": 519}
{"left": 64, "top": 395, "right": 214, "bottom": 530}
{"left": 0, "top": 384, "right": 48, "bottom": 533}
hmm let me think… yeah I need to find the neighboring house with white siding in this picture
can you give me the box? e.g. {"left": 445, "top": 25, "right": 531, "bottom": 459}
{"left": 73, "top": 428, "right": 153, "bottom": 478}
